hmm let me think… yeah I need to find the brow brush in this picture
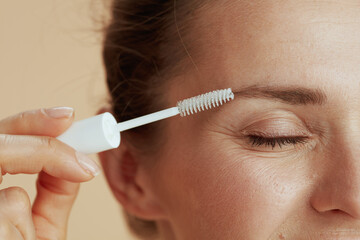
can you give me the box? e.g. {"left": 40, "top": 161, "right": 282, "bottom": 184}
{"left": 56, "top": 88, "right": 235, "bottom": 154}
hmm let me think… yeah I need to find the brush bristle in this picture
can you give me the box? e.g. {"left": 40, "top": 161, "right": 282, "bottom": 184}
{"left": 176, "top": 88, "right": 235, "bottom": 117}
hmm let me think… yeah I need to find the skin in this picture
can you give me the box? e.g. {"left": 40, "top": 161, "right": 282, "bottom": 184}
{"left": 100, "top": 0, "right": 360, "bottom": 239}
{"left": 0, "top": 108, "right": 99, "bottom": 239}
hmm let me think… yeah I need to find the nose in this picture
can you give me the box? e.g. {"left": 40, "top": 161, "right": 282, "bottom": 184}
{"left": 310, "top": 128, "right": 360, "bottom": 219}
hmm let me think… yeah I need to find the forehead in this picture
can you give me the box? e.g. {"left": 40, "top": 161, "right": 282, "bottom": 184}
{"left": 181, "top": 0, "right": 360, "bottom": 103}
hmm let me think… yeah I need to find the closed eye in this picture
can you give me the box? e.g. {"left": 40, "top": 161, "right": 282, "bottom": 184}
{"left": 247, "top": 135, "right": 309, "bottom": 149}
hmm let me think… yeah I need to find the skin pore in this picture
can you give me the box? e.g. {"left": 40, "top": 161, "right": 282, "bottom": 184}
{"left": 101, "top": 0, "right": 360, "bottom": 239}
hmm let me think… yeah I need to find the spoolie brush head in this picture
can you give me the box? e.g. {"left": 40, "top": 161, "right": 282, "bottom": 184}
{"left": 177, "top": 88, "right": 235, "bottom": 117}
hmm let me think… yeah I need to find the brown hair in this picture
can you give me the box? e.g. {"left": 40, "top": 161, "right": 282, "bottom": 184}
{"left": 102, "top": 0, "right": 206, "bottom": 238}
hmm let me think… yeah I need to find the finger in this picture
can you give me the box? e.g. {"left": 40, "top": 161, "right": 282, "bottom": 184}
{"left": 0, "top": 187, "right": 36, "bottom": 240}
{"left": 0, "top": 222, "right": 24, "bottom": 240}
{"left": 32, "top": 172, "right": 79, "bottom": 240}
{"left": 0, "top": 107, "right": 74, "bottom": 137}
{"left": 0, "top": 134, "right": 100, "bottom": 182}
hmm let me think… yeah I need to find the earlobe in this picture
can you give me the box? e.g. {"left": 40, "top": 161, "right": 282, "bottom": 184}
{"left": 97, "top": 110, "right": 167, "bottom": 220}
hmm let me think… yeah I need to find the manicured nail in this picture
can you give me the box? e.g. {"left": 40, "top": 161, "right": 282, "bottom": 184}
{"left": 43, "top": 107, "right": 74, "bottom": 119}
{"left": 75, "top": 152, "right": 101, "bottom": 176}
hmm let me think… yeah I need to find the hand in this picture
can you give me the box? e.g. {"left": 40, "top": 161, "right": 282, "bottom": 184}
{"left": 0, "top": 107, "right": 100, "bottom": 240}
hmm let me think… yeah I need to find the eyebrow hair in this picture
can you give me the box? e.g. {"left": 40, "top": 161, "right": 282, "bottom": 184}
{"left": 232, "top": 85, "right": 328, "bottom": 105}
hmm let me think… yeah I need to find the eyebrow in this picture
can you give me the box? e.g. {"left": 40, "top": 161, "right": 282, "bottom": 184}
{"left": 232, "top": 85, "right": 328, "bottom": 106}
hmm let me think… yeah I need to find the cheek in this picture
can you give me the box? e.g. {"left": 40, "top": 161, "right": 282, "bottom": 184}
{"left": 176, "top": 140, "right": 312, "bottom": 239}
{"left": 200, "top": 156, "right": 306, "bottom": 237}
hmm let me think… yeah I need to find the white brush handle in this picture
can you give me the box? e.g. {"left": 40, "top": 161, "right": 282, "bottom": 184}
{"left": 56, "top": 112, "right": 120, "bottom": 154}
{"left": 56, "top": 108, "right": 179, "bottom": 154}
{"left": 116, "top": 107, "right": 179, "bottom": 132}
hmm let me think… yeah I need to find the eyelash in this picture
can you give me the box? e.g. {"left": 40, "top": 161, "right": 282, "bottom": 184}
{"left": 248, "top": 135, "right": 309, "bottom": 149}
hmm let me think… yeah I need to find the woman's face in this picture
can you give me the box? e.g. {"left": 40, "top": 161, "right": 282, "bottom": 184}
{"left": 139, "top": 0, "right": 360, "bottom": 239}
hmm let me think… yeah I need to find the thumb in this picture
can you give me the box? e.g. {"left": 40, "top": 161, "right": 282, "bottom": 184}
{"left": 32, "top": 171, "right": 80, "bottom": 240}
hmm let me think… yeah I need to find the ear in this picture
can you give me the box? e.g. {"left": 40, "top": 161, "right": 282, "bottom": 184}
{"left": 97, "top": 107, "right": 166, "bottom": 220}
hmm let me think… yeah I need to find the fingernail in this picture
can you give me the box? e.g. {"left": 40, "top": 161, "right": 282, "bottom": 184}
{"left": 43, "top": 107, "right": 74, "bottom": 119}
{"left": 75, "top": 152, "right": 101, "bottom": 177}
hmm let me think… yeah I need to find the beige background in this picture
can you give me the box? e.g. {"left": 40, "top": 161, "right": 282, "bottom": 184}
{"left": 0, "top": 1, "right": 135, "bottom": 239}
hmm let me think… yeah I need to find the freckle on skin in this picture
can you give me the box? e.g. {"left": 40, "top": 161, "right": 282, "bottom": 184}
{"left": 279, "top": 233, "right": 285, "bottom": 239}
